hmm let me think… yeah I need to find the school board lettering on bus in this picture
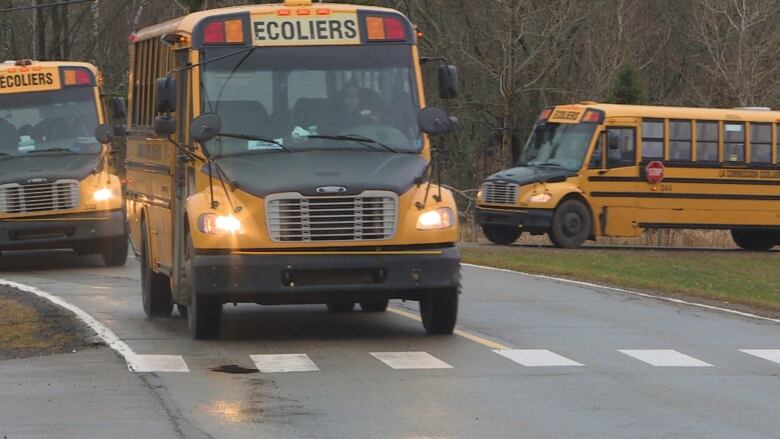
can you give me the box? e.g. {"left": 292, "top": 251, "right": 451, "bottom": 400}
{"left": 0, "top": 69, "right": 58, "bottom": 93}
{"left": 476, "top": 101, "right": 780, "bottom": 251}
{"left": 122, "top": 0, "right": 460, "bottom": 340}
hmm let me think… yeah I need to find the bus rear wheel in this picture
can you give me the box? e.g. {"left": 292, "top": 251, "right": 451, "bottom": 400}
{"left": 140, "top": 223, "right": 173, "bottom": 318}
{"left": 420, "top": 287, "right": 458, "bottom": 335}
{"left": 731, "top": 229, "right": 775, "bottom": 251}
{"left": 184, "top": 233, "right": 222, "bottom": 340}
{"left": 549, "top": 199, "right": 592, "bottom": 249}
{"left": 482, "top": 224, "right": 522, "bottom": 245}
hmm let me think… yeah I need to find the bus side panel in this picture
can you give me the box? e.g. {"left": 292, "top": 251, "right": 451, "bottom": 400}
{"left": 125, "top": 135, "right": 176, "bottom": 273}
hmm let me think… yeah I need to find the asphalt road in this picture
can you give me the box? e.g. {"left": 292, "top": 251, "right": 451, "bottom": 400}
{"left": 1, "top": 250, "right": 780, "bottom": 438}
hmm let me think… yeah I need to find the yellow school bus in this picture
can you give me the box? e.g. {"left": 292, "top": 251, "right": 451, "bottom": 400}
{"left": 477, "top": 102, "right": 780, "bottom": 250}
{"left": 124, "top": 1, "right": 460, "bottom": 338}
{"left": 0, "top": 60, "right": 127, "bottom": 265}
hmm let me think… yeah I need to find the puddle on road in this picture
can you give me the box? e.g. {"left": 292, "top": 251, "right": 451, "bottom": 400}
{"left": 210, "top": 364, "right": 258, "bottom": 374}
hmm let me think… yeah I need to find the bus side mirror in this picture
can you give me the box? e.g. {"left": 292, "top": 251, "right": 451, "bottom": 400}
{"left": 438, "top": 64, "right": 458, "bottom": 100}
{"left": 190, "top": 113, "right": 222, "bottom": 143}
{"left": 154, "top": 116, "right": 177, "bottom": 136}
{"left": 418, "top": 107, "right": 457, "bottom": 136}
{"left": 94, "top": 124, "right": 114, "bottom": 144}
{"left": 155, "top": 77, "right": 177, "bottom": 114}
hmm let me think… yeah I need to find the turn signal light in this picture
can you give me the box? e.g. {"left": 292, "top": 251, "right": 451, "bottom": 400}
{"left": 203, "top": 19, "right": 245, "bottom": 44}
{"left": 537, "top": 108, "right": 553, "bottom": 121}
{"left": 63, "top": 69, "right": 92, "bottom": 86}
{"left": 366, "top": 16, "right": 407, "bottom": 41}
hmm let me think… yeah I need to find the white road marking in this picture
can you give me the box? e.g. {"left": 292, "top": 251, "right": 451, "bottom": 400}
{"left": 250, "top": 354, "right": 320, "bottom": 373}
{"left": 0, "top": 279, "right": 187, "bottom": 373}
{"left": 618, "top": 350, "right": 713, "bottom": 367}
{"left": 463, "top": 263, "right": 780, "bottom": 325}
{"left": 370, "top": 351, "right": 453, "bottom": 370}
{"left": 128, "top": 355, "right": 190, "bottom": 373}
{"left": 493, "top": 349, "right": 584, "bottom": 367}
{"left": 740, "top": 350, "right": 780, "bottom": 365}
{"left": 387, "top": 307, "right": 511, "bottom": 350}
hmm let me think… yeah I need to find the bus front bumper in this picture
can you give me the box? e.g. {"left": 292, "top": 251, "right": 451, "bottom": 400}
{"left": 0, "top": 210, "right": 126, "bottom": 251}
{"left": 476, "top": 207, "right": 553, "bottom": 234}
{"left": 192, "top": 246, "right": 460, "bottom": 304}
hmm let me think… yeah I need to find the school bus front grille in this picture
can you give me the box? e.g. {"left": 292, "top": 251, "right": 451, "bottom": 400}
{"left": 482, "top": 182, "right": 518, "bottom": 205}
{"left": 0, "top": 180, "right": 80, "bottom": 214}
{"left": 266, "top": 191, "right": 398, "bottom": 242}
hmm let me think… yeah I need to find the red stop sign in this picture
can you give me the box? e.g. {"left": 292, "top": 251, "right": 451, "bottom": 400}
{"left": 645, "top": 161, "right": 665, "bottom": 183}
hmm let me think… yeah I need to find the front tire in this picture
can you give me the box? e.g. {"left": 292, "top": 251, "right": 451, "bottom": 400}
{"left": 102, "top": 236, "right": 129, "bottom": 267}
{"left": 420, "top": 288, "right": 459, "bottom": 335}
{"left": 548, "top": 199, "right": 592, "bottom": 249}
{"left": 184, "top": 233, "right": 221, "bottom": 339}
{"left": 482, "top": 224, "right": 522, "bottom": 245}
{"left": 140, "top": 222, "right": 173, "bottom": 318}
{"left": 731, "top": 229, "right": 775, "bottom": 251}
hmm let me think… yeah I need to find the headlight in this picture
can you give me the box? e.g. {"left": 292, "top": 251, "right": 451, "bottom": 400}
{"left": 528, "top": 193, "right": 552, "bottom": 203}
{"left": 416, "top": 208, "right": 455, "bottom": 230}
{"left": 198, "top": 214, "right": 242, "bottom": 234}
{"left": 93, "top": 188, "right": 114, "bottom": 201}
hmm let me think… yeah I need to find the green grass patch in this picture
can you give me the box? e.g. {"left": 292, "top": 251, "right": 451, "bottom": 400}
{"left": 461, "top": 246, "right": 780, "bottom": 312}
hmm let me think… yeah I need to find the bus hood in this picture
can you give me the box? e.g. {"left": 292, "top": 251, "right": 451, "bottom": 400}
{"left": 484, "top": 165, "right": 577, "bottom": 186}
{"left": 210, "top": 150, "right": 429, "bottom": 198}
{"left": 0, "top": 154, "right": 100, "bottom": 186}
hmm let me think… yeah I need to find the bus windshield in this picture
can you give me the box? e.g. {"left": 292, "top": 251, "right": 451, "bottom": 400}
{"left": 0, "top": 87, "right": 101, "bottom": 157}
{"left": 201, "top": 45, "right": 422, "bottom": 156}
{"left": 518, "top": 122, "right": 597, "bottom": 171}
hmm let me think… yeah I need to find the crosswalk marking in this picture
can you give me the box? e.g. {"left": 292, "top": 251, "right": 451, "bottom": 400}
{"left": 370, "top": 352, "right": 453, "bottom": 370}
{"left": 740, "top": 350, "right": 780, "bottom": 365}
{"left": 618, "top": 350, "right": 712, "bottom": 367}
{"left": 250, "top": 354, "right": 320, "bottom": 373}
{"left": 493, "top": 349, "right": 584, "bottom": 367}
{"left": 128, "top": 354, "right": 190, "bottom": 373}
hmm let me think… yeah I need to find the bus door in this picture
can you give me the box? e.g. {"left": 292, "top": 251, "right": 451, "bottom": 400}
{"left": 582, "top": 119, "right": 641, "bottom": 237}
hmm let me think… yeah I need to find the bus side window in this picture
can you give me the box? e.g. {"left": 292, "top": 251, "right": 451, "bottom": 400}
{"left": 750, "top": 123, "right": 771, "bottom": 164}
{"left": 669, "top": 120, "right": 692, "bottom": 161}
{"left": 724, "top": 122, "right": 745, "bottom": 163}
{"left": 589, "top": 132, "right": 604, "bottom": 169}
{"left": 641, "top": 119, "right": 664, "bottom": 160}
{"left": 696, "top": 121, "right": 719, "bottom": 162}
{"left": 606, "top": 128, "right": 636, "bottom": 168}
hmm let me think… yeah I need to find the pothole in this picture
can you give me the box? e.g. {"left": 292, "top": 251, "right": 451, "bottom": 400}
{"left": 211, "top": 364, "right": 258, "bottom": 374}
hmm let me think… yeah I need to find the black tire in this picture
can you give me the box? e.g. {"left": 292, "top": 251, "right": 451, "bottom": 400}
{"left": 420, "top": 288, "right": 459, "bottom": 335}
{"left": 731, "top": 229, "right": 775, "bottom": 251}
{"left": 101, "top": 236, "right": 129, "bottom": 267}
{"left": 481, "top": 224, "right": 522, "bottom": 245}
{"left": 176, "top": 304, "right": 188, "bottom": 318}
{"left": 359, "top": 298, "right": 389, "bottom": 313}
{"left": 326, "top": 301, "right": 355, "bottom": 313}
{"left": 184, "top": 233, "right": 221, "bottom": 339}
{"left": 548, "top": 199, "right": 592, "bottom": 249}
{"left": 140, "top": 222, "right": 173, "bottom": 318}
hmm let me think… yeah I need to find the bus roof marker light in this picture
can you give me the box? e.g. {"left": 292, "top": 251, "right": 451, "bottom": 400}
{"left": 203, "top": 21, "right": 226, "bottom": 44}
{"left": 383, "top": 17, "right": 406, "bottom": 41}
{"left": 296, "top": 9, "right": 311, "bottom": 15}
{"left": 225, "top": 19, "right": 245, "bottom": 43}
{"left": 277, "top": 9, "right": 292, "bottom": 16}
{"left": 315, "top": 8, "right": 331, "bottom": 15}
{"left": 366, "top": 17, "right": 386, "bottom": 40}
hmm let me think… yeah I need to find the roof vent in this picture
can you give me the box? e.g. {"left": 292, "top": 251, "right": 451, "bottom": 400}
{"left": 14, "top": 59, "right": 33, "bottom": 66}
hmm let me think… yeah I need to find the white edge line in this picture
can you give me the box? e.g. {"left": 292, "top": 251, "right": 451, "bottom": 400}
{"left": 462, "top": 263, "right": 780, "bottom": 324}
{"left": 0, "top": 278, "right": 162, "bottom": 372}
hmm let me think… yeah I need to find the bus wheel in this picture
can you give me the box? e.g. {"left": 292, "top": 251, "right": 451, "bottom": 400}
{"left": 549, "top": 199, "right": 592, "bottom": 249}
{"left": 420, "top": 287, "right": 458, "bottom": 335}
{"left": 140, "top": 222, "right": 173, "bottom": 318}
{"left": 184, "top": 233, "right": 221, "bottom": 340}
{"left": 359, "top": 299, "right": 389, "bottom": 312}
{"left": 102, "top": 236, "right": 129, "bottom": 267}
{"left": 731, "top": 229, "right": 775, "bottom": 251}
{"left": 481, "top": 224, "right": 522, "bottom": 245}
{"left": 326, "top": 301, "right": 355, "bottom": 313}
{"left": 176, "top": 304, "right": 188, "bottom": 318}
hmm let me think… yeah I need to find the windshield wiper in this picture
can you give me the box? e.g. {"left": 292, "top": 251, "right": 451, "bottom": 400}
{"left": 0, "top": 152, "right": 14, "bottom": 160}
{"left": 307, "top": 134, "right": 399, "bottom": 153}
{"left": 24, "top": 148, "right": 76, "bottom": 155}
{"left": 538, "top": 161, "right": 565, "bottom": 167}
{"left": 212, "top": 133, "right": 292, "bottom": 155}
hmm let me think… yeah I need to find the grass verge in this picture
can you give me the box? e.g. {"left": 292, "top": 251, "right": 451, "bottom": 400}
{"left": 460, "top": 245, "right": 780, "bottom": 315}
{"left": 0, "top": 286, "right": 87, "bottom": 360}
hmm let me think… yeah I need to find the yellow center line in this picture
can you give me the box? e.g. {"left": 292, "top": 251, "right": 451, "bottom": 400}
{"left": 387, "top": 307, "right": 512, "bottom": 351}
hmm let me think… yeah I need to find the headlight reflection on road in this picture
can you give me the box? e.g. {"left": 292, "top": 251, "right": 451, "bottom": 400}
{"left": 204, "top": 400, "right": 247, "bottom": 423}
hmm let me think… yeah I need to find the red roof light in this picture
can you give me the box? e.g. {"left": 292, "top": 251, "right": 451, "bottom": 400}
{"left": 203, "top": 21, "right": 226, "bottom": 44}
{"left": 383, "top": 17, "right": 406, "bottom": 40}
